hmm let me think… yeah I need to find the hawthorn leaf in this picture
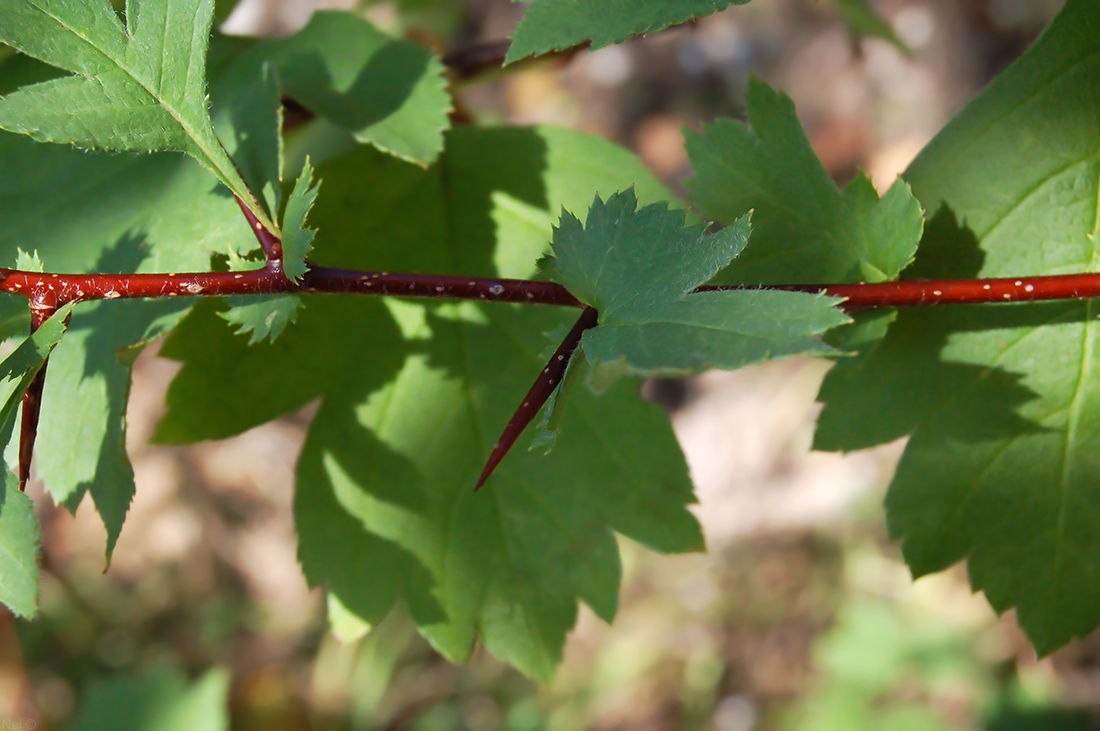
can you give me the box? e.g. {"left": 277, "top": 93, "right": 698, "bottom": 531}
{"left": 0, "top": 40, "right": 268, "bottom": 556}
{"left": 543, "top": 190, "right": 847, "bottom": 387}
{"left": 219, "top": 295, "right": 302, "bottom": 344}
{"left": 0, "top": 129, "right": 245, "bottom": 553}
{"left": 0, "top": 484, "right": 39, "bottom": 619}
{"left": 0, "top": 305, "right": 76, "bottom": 619}
{"left": 506, "top": 0, "right": 752, "bottom": 63}
{"left": 65, "top": 666, "right": 230, "bottom": 731}
{"left": 260, "top": 11, "right": 451, "bottom": 166}
{"left": 281, "top": 161, "right": 320, "bottom": 281}
{"left": 815, "top": 0, "right": 1100, "bottom": 655}
{"left": 685, "top": 78, "right": 923, "bottom": 285}
{"left": 41, "top": 299, "right": 191, "bottom": 559}
{"left": 0, "top": 0, "right": 275, "bottom": 232}
{"left": 831, "top": 0, "right": 909, "bottom": 53}
{"left": 157, "top": 127, "right": 701, "bottom": 680}
{"left": 211, "top": 58, "right": 283, "bottom": 217}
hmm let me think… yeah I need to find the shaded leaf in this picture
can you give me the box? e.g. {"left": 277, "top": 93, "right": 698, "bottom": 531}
{"left": 263, "top": 12, "right": 451, "bottom": 166}
{"left": 0, "top": 483, "right": 39, "bottom": 619}
{"left": 211, "top": 58, "right": 283, "bottom": 217}
{"left": 685, "top": 78, "right": 923, "bottom": 284}
{"left": 0, "top": 0, "right": 275, "bottom": 231}
{"left": 64, "top": 666, "right": 230, "bottom": 731}
{"left": 157, "top": 127, "right": 701, "bottom": 680}
{"left": 506, "top": 0, "right": 752, "bottom": 63}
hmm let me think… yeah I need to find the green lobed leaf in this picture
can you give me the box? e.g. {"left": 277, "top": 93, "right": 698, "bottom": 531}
{"left": 506, "top": 0, "right": 752, "bottom": 63}
{"left": 261, "top": 11, "right": 451, "bottom": 166}
{"left": 815, "top": 0, "right": 1100, "bottom": 655}
{"left": 211, "top": 11, "right": 451, "bottom": 167}
{"left": 156, "top": 127, "right": 702, "bottom": 680}
{"left": 543, "top": 189, "right": 848, "bottom": 387}
{"left": 64, "top": 666, "right": 230, "bottom": 731}
{"left": 281, "top": 161, "right": 320, "bottom": 281}
{"left": 685, "top": 77, "right": 924, "bottom": 285}
{"left": 41, "top": 299, "right": 189, "bottom": 559}
{"left": 210, "top": 58, "right": 283, "bottom": 218}
{"left": 0, "top": 0, "right": 275, "bottom": 232}
{"left": 0, "top": 484, "right": 39, "bottom": 619}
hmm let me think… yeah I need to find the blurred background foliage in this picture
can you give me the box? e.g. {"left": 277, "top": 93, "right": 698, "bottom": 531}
{"left": 4, "top": 0, "right": 1099, "bottom": 729}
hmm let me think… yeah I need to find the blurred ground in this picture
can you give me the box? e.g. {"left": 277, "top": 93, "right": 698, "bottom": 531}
{"left": 6, "top": 0, "right": 1100, "bottom": 729}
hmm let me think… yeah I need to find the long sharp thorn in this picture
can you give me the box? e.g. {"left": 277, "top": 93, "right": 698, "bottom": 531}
{"left": 18, "top": 363, "right": 46, "bottom": 492}
{"left": 476, "top": 307, "right": 598, "bottom": 491}
{"left": 19, "top": 304, "right": 57, "bottom": 492}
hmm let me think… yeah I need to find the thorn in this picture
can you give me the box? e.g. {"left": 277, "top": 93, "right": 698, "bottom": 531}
{"left": 18, "top": 365, "right": 46, "bottom": 492}
{"left": 234, "top": 195, "right": 283, "bottom": 264}
{"left": 19, "top": 303, "right": 57, "bottom": 492}
{"left": 475, "top": 307, "right": 598, "bottom": 491}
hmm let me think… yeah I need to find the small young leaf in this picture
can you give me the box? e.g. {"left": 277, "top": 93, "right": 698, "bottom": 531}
{"left": 281, "top": 161, "right": 320, "bottom": 281}
{"left": 0, "top": 0, "right": 276, "bottom": 232}
{"left": 0, "top": 483, "right": 40, "bottom": 619}
{"left": 544, "top": 190, "right": 848, "bottom": 387}
{"left": 506, "top": 0, "right": 752, "bottom": 63}
{"left": 219, "top": 295, "right": 302, "bottom": 344}
{"left": 211, "top": 59, "right": 283, "bottom": 218}
{"left": 686, "top": 78, "right": 924, "bottom": 285}
{"left": 158, "top": 128, "right": 701, "bottom": 681}
{"left": 15, "top": 248, "right": 43, "bottom": 273}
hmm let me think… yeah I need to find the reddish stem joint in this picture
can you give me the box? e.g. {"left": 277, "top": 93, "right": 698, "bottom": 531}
{"left": 476, "top": 306, "right": 599, "bottom": 490}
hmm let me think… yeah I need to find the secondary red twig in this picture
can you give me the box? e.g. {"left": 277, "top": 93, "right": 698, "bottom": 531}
{"left": 0, "top": 265, "right": 582, "bottom": 307}
{"left": 476, "top": 306, "right": 598, "bottom": 491}
{"left": 766, "top": 274, "right": 1100, "bottom": 306}
{"left": 235, "top": 195, "right": 283, "bottom": 266}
